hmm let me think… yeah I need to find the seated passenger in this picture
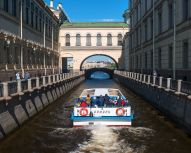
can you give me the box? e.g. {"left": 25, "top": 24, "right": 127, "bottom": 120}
{"left": 99, "top": 95, "right": 105, "bottom": 107}
{"left": 80, "top": 100, "right": 87, "bottom": 107}
{"left": 117, "top": 96, "right": 122, "bottom": 107}
{"left": 104, "top": 94, "right": 110, "bottom": 106}
{"left": 121, "top": 98, "right": 125, "bottom": 107}
{"left": 91, "top": 96, "right": 97, "bottom": 107}
{"left": 86, "top": 94, "right": 91, "bottom": 105}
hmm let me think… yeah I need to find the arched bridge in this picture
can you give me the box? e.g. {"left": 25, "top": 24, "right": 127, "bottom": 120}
{"left": 85, "top": 68, "right": 114, "bottom": 79}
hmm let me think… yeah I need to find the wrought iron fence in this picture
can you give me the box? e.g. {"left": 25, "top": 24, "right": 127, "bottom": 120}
{"left": 162, "top": 78, "right": 167, "bottom": 88}
{"left": 31, "top": 78, "right": 36, "bottom": 88}
{"left": 0, "top": 84, "right": 3, "bottom": 97}
{"left": 45, "top": 76, "right": 48, "bottom": 84}
{"left": 170, "top": 79, "right": 177, "bottom": 91}
{"left": 39, "top": 77, "right": 43, "bottom": 86}
{"left": 21, "top": 80, "right": 28, "bottom": 91}
{"left": 8, "top": 81, "right": 17, "bottom": 96}
{"left": 181, "top": 81, "right": 191, "bottom": 95}
{"left": 155, "top": 77, "right": 159, "bottom": 86}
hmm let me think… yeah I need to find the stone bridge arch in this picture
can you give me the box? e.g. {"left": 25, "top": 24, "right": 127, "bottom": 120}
{"left": 80, "top": 54, "right": 118, "bottom": 70}
{"left": 60, "top": 49, "right": 122, "bottom": 71}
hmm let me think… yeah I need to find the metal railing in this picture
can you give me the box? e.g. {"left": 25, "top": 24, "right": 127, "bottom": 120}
{"left": 8, "top": 81, "right": 17, "bottom": 96}
{"left": 115, "top": 70, "right": 191, "bottom": 96}
{"left": 0, "top": 71, "right": 84, "bottom": 99}
{"left": 21, "top": 80, "right": 28, "bottom": 91}
{"left": 181, "top": 81, "right": 191, "bottom": 95}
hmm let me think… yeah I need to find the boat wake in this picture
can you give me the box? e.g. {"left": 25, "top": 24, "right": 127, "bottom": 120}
{"left": 69, "top": 126, "right": 154, "bottom": 153}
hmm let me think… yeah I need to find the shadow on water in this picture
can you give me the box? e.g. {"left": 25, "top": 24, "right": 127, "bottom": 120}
{"left": 0, "top": 79, "right": 191, "bottom": 153}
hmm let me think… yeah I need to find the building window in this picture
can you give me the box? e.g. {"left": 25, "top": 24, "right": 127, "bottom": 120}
{"left": 65, "top": 34, "right": 70, "bottom": 46}
{"left": 35, "top": 7, "right": 38, "bottom": 30}
{"left": 158, "top": 48, "right": 161, "bottom": 69}
{"left": 107, "top": 34, "right": 112, "bottom": 46}
{"left": 26, "top": 7, "right": 29, "bottom": 24}
{"left": 150, "top": 17, "right": 153, "bottom": 38}
{"left": 4, "top": 0, "right": 8, "bottom": 12}
{"left": 76, "top": 34, "right": 81, "bottom": 46}
{"left": 39, "top": 11, "right": 42, "bottom": 32}
{"left": 31, "top": 3, "right": 34, "bottom": 28}
{"left": 151, "top": 50, "right": 153, "bottom": 69}
{"left": 168, "top": 45, "right": 173, "bottom": 69}
{"left": 97, "top": 34, "right": 102, "bottom": 46}
{"left": 145, "top": 52, "right": 147, "bottom": 69}
{"left": 86, "top": 34, "right": 91, "bottom": 46}
{"left": 158, "top": 10, "right": 162, "bottom": 34}
{"left": 118, "top": 34, "right": 122, "bottom": 46}
{"left": 168, "top": 3, "right": 173, "bottom": 29}
{"left": 183, "top": 41, "right": 189, "bottom": 68}
{"left": 145, "top": 0, "right": 147, "bottom": 12}
{"left": 12, "top": 0, "right": 16, "bottom": 16}
{"left": 183, "top": 0, "right": 189, "bottom": 21}
{"left": 144, "top": 21, "right": 147, "bottom": 41}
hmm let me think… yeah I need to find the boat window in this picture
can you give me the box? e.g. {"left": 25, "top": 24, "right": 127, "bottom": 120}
{"left": 81, "top": 89, "right": 95, "bottom": 97}
{"left": 108, "top": 89, "right": 122, "bottom": 97}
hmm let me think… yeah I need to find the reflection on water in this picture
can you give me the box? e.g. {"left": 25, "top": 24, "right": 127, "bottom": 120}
{"left": 90, "top": 71, "right": 110, "bottom": 79}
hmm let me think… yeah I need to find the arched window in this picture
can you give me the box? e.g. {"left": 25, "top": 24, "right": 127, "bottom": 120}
{"left": 86, "top": 34, "right": 91, "bottom": 46}
{"left": 107, "top": 34, "right": 112, "bottom": 46}
{"left": 65, "top": 34, "right": 70, "bottom": 46}
{"left": 118, "top": 34, "right": 123, "bottom": 46}
{"left": 76, "top": 34, "right": 81, "bottom": 46}
{"left": 97, "top": 34, "right": 102, "bottom": 46}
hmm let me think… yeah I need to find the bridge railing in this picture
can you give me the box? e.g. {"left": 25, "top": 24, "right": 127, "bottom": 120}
{"left": 114, "top": 70, "right": 191, "bottom": 97}
{"left": 0, "top": 71, "right": 85, "bottom": 101}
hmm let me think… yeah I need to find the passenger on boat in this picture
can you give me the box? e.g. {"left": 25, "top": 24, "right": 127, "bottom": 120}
{"left": 80, "top": 100, "right": 88, "bottom": 107}
{"left": 86, "top": 94, "right": 91, "bottom": 105}
{"left": 117, "top": 96, "right": 122, "bottom": 106}
{"left": 98, "top": 95, "right": 104, "bottom": 107}
{"left": 91, "top": 96, "right": 97, "bottom": 107}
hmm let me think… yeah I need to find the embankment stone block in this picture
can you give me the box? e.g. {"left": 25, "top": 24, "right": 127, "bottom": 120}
{"left": 52, "top": 89, "right": 57, "bottom": 101}
{"left": 0, "top": 111, "right": 18, "bottom": 135}
{"left": 34, "top": 96, "right": 43, "bottom": 112}
{"left": 25, "top": 100, "right": 37, "bottom": 117}
{"left": 59, "top": 86, "right": 64, "bottom": 95}
{"left": 47, "top": 91, "right": 53, "bottom": 103}
{"left": 0, "top": 131, "right": 4, "bottom": 139}
{"left": 14, "top": 105, "right": 28, "bottom": 125}
{"left": 56, "top": 87, "right": 61, "bottom": 98}
{"left": 41, "top": 93, "right": 49, "bottom": 107}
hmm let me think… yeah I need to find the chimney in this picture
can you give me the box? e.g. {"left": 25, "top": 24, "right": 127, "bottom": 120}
{"left": 50, "top": 0, "right": 54, "bottom": 8}
{"left": 57, "top": 2, "right": 62, "bottom": 10}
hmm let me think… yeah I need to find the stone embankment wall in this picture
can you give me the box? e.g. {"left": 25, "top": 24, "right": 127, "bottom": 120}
{"left": 115, "top": 71, "right": 191, "bottom": 134}
{"left": 0, "top": 72, "right": 85, "bottom": 139}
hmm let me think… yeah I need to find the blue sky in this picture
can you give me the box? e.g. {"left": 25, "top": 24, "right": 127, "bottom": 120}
{"left": 45, "top": 0, "right": 128, "bottom": 22}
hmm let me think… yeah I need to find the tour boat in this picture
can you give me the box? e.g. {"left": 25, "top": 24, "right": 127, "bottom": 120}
{"left": 71, "top": 88, "right": 134, "bottom": 127}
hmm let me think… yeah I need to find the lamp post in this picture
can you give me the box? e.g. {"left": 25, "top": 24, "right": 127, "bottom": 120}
{"left": 152, "top": 0, "right": 155, "bottom": 75}
{"left": 173, "top": 0, "right": 176, "bottom": 79}
{"left": 20, "top": 0, "right": 24, "bottom": 78}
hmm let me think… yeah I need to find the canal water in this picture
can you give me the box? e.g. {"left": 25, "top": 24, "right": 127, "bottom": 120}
{"left": 0, "top": 77, "right": 191, "bottom": 153}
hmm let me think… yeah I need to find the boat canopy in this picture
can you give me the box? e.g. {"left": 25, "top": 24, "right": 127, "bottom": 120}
{"left": 80, "top": 88, "right": 124, "bottom": 98}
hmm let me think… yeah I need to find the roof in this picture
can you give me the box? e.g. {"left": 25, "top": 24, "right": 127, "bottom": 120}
{"left": 61, "top": 22, "right": 129, "bottom": 28}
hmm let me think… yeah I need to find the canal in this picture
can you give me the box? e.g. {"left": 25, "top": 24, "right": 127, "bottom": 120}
{"left": 0, "top": 78, "right": 191, "bottom": 153}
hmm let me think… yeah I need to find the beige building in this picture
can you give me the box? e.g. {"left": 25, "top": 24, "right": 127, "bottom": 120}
{"left": 0, "top": 0, "right": 68, "bottom": 81}
{"left": 59, "top": 22, "right": 129, "bottom": 72}
{"left": 127, "top": 0, "right": 191, "bottom": 81}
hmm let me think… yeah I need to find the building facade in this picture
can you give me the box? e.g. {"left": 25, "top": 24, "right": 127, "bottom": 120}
{"left": 0, "top": 0, "right": 67, "bottom": 82}
{"left": 59, "top": 22, "right": 129, "bottom": 72}
{"left": 128, "top": 0, "right": 191, "bottom": 81}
